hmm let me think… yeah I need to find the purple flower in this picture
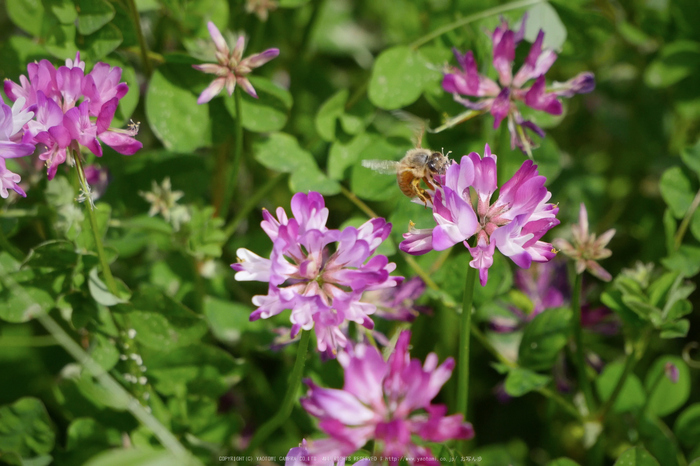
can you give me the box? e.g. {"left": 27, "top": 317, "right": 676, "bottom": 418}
{"left": 3, "top": 53, "right": 142, "bottom": 183}
{"left": 442, "top": 15, "right": 594, "bottom": 154}
{"left": 300, "top": 331, "right": 473, "bottom": 465}
{"left": 0, "top": 158, "right": 25, "bottom": 198}
{"left": 400, "top": 144, "right": 559, "bottom": 286}
{"left": 83, "top": 164, "right": 110, "bottom": 200}
{"left": 193, "top": 22, "right": 279, "bottom": 104}
{"left": 232, "top": 192, "right": 401, "bottom": 354}
{"left": 361, "top": 276, "right": 430, "bottom": 322}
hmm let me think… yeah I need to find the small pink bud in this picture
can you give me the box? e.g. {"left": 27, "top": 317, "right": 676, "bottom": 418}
{"left": 664, "top": 362, "right": 679, "bottom": 384}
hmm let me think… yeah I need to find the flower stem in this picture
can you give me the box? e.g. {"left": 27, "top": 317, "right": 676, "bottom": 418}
{"left": 74, "top": 155, "right": 119, "bottom": 296}
{"left": 457, "top": 264, "right": 477, "bottom": 420}
{"left": 674, "top": 186, "right": 700, "bottom": 251}
{"left": 410, "top": 0, "right": 545, "bottom": 49}
{"left": 572, "top": 273, "right": 596, "bottom": 413}
{"left": 126, "top": 0, "right": 153, "bottom": 77}
{"left": 219, "top": 88, "right": 244, "bottom": 219}
{"left": 223, "top": 173, "right": 285, "bottom": 240}
{"left": 598, "top": 350, "right": 637, "bottom": 419}
{"left": 245, "top": 330, "right": 311, "bottom": 454}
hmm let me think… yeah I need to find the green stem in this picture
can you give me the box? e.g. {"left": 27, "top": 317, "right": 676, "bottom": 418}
{"left": 0, "top": 227, "right": 23, "bottom": 261}
{"left": 457, "top": 265, "right": 477, "bottom": 419}
{"left": 674, "top": 187, "right": 700, "bottom": 251}
{"left": 126, "top": 0, "right": 153, "bottom": 76}
{"left": 0, "top": 335, "right": 59, "bottom": 347}
{"left": 220, "top": 89, "right": 244, "bottom": 219}
{"left": 340, "top": 185, "right": 377, "bottom": 219}
{"left": 599, "top": 351, "right": 637, "bottom": 419}
{"left": 245, "top": 330, "right": 311, "bottom": 454}
{"left": 223, "top": 173, "right": 285, "bottom": 240}
{"left": 74, "top": 155, "right": 119, "bottom": 295}
{"left": 640, "top": 368, "right": 664, "bottom": 416}
{"left": 572, "top": 273, "right": 596, "bottom": 413}
{"left": 298, "top": 0, "right": 324, "bottom": 61}
{"left": 410, "top": 0, "right": 545, "bottom": 49}
{"left": 537, "top": 386, "right": 584, "bottom": 422}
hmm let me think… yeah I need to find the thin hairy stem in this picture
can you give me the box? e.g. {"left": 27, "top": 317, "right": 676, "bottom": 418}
{"left": 674, "top": 186, "right": 700, "bottom": 250}
{"left": 572, "top": 273, "right": 596, "bottom": 412}
{"left": 220, "top": 89, "right": 245, "bottom": 219}
{"left": 457, "top": 265, "right": 478, "bottom": 420}
{"left": 224, "top": 173, "right": 285, "bottom": 240}
{"left": 126, "top": 0, "right": 153, "bottom": 76}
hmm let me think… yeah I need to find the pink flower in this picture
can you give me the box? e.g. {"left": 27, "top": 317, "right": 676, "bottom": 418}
{"left": 193, "top": 22, "right": 279, "bottom": 104}
{"left": 0, "top": 96, "right": 36, "bottom": 197}
{"left": 400, "top": 144, "right": 559, "bottom": 286}
{"left": 232, "top": 192, "right": 401, "bottom": 354}
{"left": 442, "top": 15, "right": 594, "bottom": 154}
{"left": 300, "top": 331, "right": 474, "bottom": 466}
{"left": 362, "top": 276, "right": 430, "bottom": 322}
{"left": 3, "top": 53, "right": 142, "bottom": 183}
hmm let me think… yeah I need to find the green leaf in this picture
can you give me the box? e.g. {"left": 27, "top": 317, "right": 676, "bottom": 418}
{"left": 76, "top": 203, "right": 111, "bottom": 253}
{"left": 145, "top": 63, "right": 212, "bottom": 153}
{"left": 660, "top": 319, "right": 690, "bottom": 339}
{"left": 253, "top": 132, "right": 315, "bottom": 173}
{"left": 80, "top": 23, "right": 123, "bottom": 61}
{"left": 663, "top": 209, "right": 676, "bottom": 255}
{"left": 128, "top": 287, "right": 208, "bottom": 351}
{"left": 518, "top": 307, "right": 571, "bottom": 371}
{"left": 0, "top": 281, "right": 54, "bottom": 323}
{"left": 147, "top": 344, "right": 242, "bottom": 398}
{"left": 6, "top": 0, "right": 45, "bottom": 36}
{"left": 203, "top": 297, "right": 254, "bottom": 344}
{"left": 83, "top": 448, "right": 193, "bottom": 466}
{"left": 596, "top": 360, "right": 646, "bottom": 413}
{"left": 547, "top": 459, "right": 581, "bottom": 466}
{"left": 644, "top": 356, "right": 690, "bottom": 416}
{"left": 0, "top": 398, "right": 55, "bottom": 459}
{"left": 289, "top": 167, "right": 341, "bottom": 195}
{"left": 77, "top": 0, "right": 116, "bottom": 35}
{"left": 340, "top": 98, "right": 374, "bottom": 135}
{"left": 659, "top": 166, "right": 695, "bottom": 218}
{"left": 613, "top": 446, "right": 660, "bottom": 466}
{"left": 46, "top": 0, "right": 78, "bottom": 24}
{"left": 661, "top": 245, "right": 700, "bottom": 277}
{"left": 524, "top": 3, "right": 567, "bottom": 50}
{"left": 23, "top": 240, "right": 79, "bottom": 270}
{"left": 368, "top": 46, "right": 435, "bottom": 110}
{"left": 315, "top": 89, "right": 349, "bottom": 142}
{"left": 681, "top": 139, "right": 700, "bottom": 176}
{"left": 503, "top": 367, "right": 551, "bottom": 397}
{"left": 644, "top": 41, "right": 700, "bottom": 88}
{"left": 350, "top": 136, "right": 407, "bottom": 201}
{"left": 88, "top": 268, "right": 129, "bottom": 306}
{"left": 224, "top": 77, "right": 293, "bottom": 133}
{"left": 328, "top": 132, "right": 373, "bottom": 180}
{"left": 674, "top": 403, "right": 700, "bottom": 449}
{"left": 638, "top": 416, "right": 682, "bottom": 466}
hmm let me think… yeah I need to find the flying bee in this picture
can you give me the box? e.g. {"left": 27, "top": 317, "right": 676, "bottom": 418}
{"left": 361, "top": 113, "right": 451, "bottom": 205}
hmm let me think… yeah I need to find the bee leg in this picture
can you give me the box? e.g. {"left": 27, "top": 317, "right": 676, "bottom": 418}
{"left": 422, "top": 177, "right": 436, "bottom": 191}
{"left": 412, "top": 178, "right": 431, "bottom": 207}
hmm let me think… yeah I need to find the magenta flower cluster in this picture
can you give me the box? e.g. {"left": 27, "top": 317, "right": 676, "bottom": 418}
{"left": 2, "top": 52, "right": 141, "bottom": 193}
{"left": 232, "top": 192, "right": 401, "bottom": 354}
{"left": 400, "top": 144, "right": 559, "bottom": 285}
{"left": 442, "top": 15, "right": 594, "bottom": 153}
{"left": 300, "top": 331, "right": 474, "bottom": 465}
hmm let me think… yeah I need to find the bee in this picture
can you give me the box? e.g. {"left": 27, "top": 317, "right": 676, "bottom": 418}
{"left": 361, "top": 114, "right": 450, "bottom": 205}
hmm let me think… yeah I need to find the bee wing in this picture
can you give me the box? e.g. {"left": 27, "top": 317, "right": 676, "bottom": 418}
{"left": 361, "top": 159, "right": 400, "bottom": 174}
{"left": 391, "top": 110, "right": 428, "bottom": 148}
